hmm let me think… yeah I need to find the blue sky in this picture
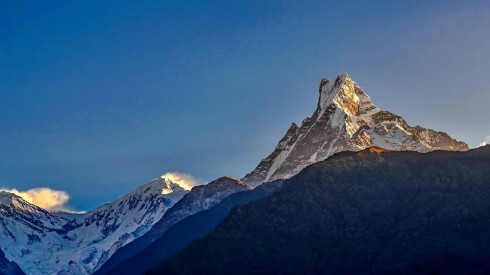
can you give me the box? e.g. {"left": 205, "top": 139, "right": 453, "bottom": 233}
{"left": 1, "top": 0, "right": 489, "bottom": 210}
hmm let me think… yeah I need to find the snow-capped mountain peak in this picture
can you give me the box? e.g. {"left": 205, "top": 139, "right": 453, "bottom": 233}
{"left": 242, "top": 73, "right": 469, "bottom": 187}
{"left": 318, "top": 73, "right": 357, "bottom": 115}
{"left": 157, "top": 176, "right": 194, "bottom": 193}
{"left": 0, "top": 191, "right": 20, "bottom": 206}
{"left": 94, "top": 176, "right": 250, "bottom": 273}
{"left": 480, "top": 136, "right": 490, "bottom": 147}
{"left": 0, "top": 177, "right": 188, "bottom": 275}
{"left": 0, "top": 191, "right": 55, "bottom": 215}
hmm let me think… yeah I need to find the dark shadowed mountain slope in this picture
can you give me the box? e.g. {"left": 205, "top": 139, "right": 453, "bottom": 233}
{"left": 242, "top": 73, "right": 469, "bottom": 187}
{"left": 0, "top": 248, "right": 24, "bottom": 275}
{"left": 95, "top": 177, "right": 253, "bottom": 274}
{"left": 154, "top": 146, "right": 490, "bottom": 275}
{"left": 97, "top": 180, "right": 282, "bottom": 275}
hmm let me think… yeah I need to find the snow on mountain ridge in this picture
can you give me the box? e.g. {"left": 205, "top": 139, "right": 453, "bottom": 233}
{"left": 0, "top": 187, "right": 71, "bottom": 212}
{"left": 0, "top": 191, "right": 20, "bottom": 206}
{"left": 160, "top": 172, "right": 204, "bottom": 190}
{"left": 480, "top": 136, "right": 490, "bottom": 147}
{"left": 0, "top": 191, "right": 63, "bottom": 217}
{"left": 94, "top": 176, "right": 250, "bottom": 274}
{"left": 0, "top": 177, "right": 188, "bottom": 275}
{"left": 242, "top": 73, "right": 470, "bottom": 187}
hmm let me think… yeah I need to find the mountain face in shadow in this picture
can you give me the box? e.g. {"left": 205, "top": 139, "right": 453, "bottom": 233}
{"left": 153, "top": 146, "right": 490, "bottom": 275}
{"left": 96, "top": 180, "right": 282, "bottom": 275}
{"left": 0, "top": 248, "right": 24, "bottom": 275}
{"left": 95, "top": 177, "right": 253, "bottom": 274}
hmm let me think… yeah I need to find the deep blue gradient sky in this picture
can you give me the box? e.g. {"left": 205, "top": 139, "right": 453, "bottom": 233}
{"left": 1, "top": 0, "right": 489, "bottom": 210}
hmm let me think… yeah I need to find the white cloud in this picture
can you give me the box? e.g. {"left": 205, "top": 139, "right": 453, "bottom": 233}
{"left": 0, "top": 187, "right": 78, "bottom": 212}
{"left": 480, "top": 136, "right": 490, "bottom": 147}
{"left": 161, "top": 172, "right": 205, "bottom": 190}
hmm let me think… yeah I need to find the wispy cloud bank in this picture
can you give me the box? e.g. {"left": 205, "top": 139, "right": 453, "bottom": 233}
{"left": 161, "top": 172, "right": 205, "bottom": 190}
{"left": 0, "top": 187, "right": 82, "bottom": 212}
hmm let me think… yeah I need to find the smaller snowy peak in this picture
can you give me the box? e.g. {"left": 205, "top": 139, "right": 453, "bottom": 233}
{"left": 96, "top": 175, "right": 251, "bottom": 273}
{"left": 85, "top": 176, "right": 188, "bottom": 227}
{"left": 129, "top": 176, "right": 187, "bottom": 196}
{"left": 160, "top": 177, "right": 188, "bottom": 192}
{"left": 101, "top": 176, "right": 187, "bottom": 204}
{"left": 0, "top": 191, "right": 17, "bottom": 206}
{"left": 159, "top": 172, "right": 204, "bottom": 190}
{"left": 54, "top": 177, "right": 188, "bottom": 274}
{"left": 0, "top": 176, "right": 189, "bottom": 275}
{"left": 480, "top": 136, "right": 490, "bottom": 147}
{"left": 0, "top": 191, "right": 45, "bottom": 214}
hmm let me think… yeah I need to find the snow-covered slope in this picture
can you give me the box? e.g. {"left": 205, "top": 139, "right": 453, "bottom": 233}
{"left": 242, "top": 73, "right": 470, "bottom": 187}
{"left": 95, "top": 176, "right": 250, "bottom": 274}
{"left": 0, "top": 177, "right": 188, "bottom": 274}
{"left": 480, "top": 136, "right": 490, "bottom": 147}
{"left": 138, "top": 177, "right": 250, "bottom": 246}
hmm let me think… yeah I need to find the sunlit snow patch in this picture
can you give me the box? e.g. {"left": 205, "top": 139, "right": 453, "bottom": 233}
{"left": 160, "top": 172, "right": 204, "bottom": 190}
{"left": 480, "top": 136, "right": 490, "bottom": 147}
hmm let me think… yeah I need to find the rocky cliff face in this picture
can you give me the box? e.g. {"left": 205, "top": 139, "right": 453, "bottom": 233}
{"left": 242, "top": 73, "right": 469, "bottom": 187}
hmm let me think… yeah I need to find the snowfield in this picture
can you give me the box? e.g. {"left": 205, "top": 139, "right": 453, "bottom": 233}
{"left": 0, "top": 177, "right": 188, "bottom": 274}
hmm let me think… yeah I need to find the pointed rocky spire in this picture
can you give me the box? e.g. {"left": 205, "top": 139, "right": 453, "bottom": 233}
{"left": 242, "top": 73, "right": 469, "bottom": 187}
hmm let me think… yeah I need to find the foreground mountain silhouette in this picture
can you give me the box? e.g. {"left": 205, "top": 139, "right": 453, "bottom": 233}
{"left": 242, "top": 73, "right": 469, "bottom": 187}
{"left": 152, "top": 146, "right": 490, "bottom": 275}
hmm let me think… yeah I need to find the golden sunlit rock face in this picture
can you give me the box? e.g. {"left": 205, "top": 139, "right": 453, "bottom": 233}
{"left": 332, "top": 79, "right": 360, "bottom": 117}
{"left": 0, "top": 187, "right": 69, "bottom": 210}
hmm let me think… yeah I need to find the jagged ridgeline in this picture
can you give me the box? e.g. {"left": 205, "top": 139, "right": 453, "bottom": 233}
{"left": 95, "top": 177, "right": 250, "bottom": 274}
{"left": 0, "top": 178, "right": 189, "bottom": 274}
{"left": 0, "top": 73, "right": 472, "bottom": 275}
{"left": 242, "top": 73, "right": 469, "bottom": 187}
